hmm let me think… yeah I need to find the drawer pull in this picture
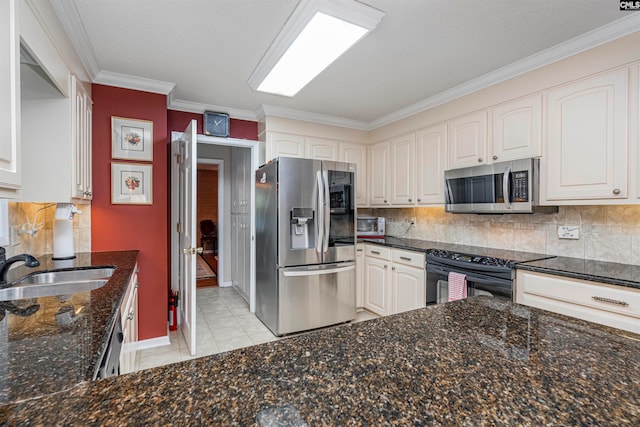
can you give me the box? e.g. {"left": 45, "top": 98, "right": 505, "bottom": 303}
{"left": 371, "top": 250, "right": 381, "bottom": 255}
{"left": 399, "top": 256, "right": 412, "bottom": 261}
{"left": 592, "top": 296, "right": 629, "bottom": 307}
{"left": 356, "top": 249, "right": 363, "bottom": 252}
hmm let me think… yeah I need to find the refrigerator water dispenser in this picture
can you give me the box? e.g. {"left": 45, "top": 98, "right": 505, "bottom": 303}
{"left": 290, "top": 208, "right": 315, "bottom": 249}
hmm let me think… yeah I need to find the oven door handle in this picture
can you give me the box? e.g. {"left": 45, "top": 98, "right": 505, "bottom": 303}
{"left": 427, "top": 264, "right": 512, "bottom": 287}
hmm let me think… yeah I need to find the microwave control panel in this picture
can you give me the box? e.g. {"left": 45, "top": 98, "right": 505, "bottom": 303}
{"left": 513, "top": 171, "right": 529, "bottom": 202}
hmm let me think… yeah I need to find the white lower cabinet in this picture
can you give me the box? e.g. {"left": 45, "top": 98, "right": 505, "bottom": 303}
{"left": 119, "top": 265, "right": 139, "bottom": 375}
{"left": 363, "top": 245, "right": 426, "bottom": 316}
{"left": 516, "top": 270, "right": 640, "bottom": 334}
{"left": 356, "top": 243, "right": 364, "bottom": 308}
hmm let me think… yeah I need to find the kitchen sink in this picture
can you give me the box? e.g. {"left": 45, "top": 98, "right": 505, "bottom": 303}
{"left": 0, "top": 267, "right": 116, "bottom": 301}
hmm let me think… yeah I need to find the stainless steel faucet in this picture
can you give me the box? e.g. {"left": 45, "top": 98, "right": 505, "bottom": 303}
{"left": 0, "top": 247, "right": 40, "bottom": 289}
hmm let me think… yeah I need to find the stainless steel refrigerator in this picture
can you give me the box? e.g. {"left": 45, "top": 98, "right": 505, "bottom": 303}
{"left": 255, "top": 157, "right": 356, "bottom": 336}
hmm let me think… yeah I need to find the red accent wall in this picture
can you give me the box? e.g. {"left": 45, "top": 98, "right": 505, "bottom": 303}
{"left": 167, "top": 110, "right": 258, "bottom": 140}
{"left": 92, "top": 85, "right": 168, "bottom": 341}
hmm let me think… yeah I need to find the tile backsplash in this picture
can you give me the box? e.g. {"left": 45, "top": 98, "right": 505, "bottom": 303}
{"left": 360, "top": 205, "right": 640, "bottom": 265}
{"left": 4, "top": 202, "right": 91, "bottom": 259}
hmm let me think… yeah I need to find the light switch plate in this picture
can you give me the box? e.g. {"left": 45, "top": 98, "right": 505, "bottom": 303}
{"left": 558, "top": 226, "right": 579, "bottom": 240}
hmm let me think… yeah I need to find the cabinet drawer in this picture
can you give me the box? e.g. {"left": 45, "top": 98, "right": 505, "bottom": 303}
{"left": 391, "top": 249, "right": 425, "bottom": 269}
{"left": 518, "top": 271, "right": 640, "bottom": 319}
{"left": 365, "top": 244, "right": 391, "bottom": 259}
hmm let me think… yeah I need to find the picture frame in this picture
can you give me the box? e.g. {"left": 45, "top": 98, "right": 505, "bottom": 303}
{"left": 111, "top": 116, "right": 153, "bottom": 161}
{"left": 111, "top": 162, "right": 153, "bottom": 205}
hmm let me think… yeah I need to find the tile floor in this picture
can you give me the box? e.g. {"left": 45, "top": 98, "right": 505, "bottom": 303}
{"left": 135, "top": 287, "right": 377, "bottom": 372}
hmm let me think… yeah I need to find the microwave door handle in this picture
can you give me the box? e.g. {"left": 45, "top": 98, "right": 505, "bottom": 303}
{"left": 322, "top": 170, "right": 330, "bottom": 253}
{"left": 445, "top": 180, "right": 453, "bottom": 204}
{"left": 316, "top": 170, "right": 324, "bottom": 254}
{"left": 503, "top": 166, "right": 512, "bottom": 209}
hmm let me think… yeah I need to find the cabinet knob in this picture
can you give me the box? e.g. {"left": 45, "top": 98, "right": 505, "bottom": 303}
{"left": 417, "top": 198, "right": 421, "bottom": 202}
{"left": 84, "top": 191, "right": 92, "bottom": 196}
{"left": 383, "top": 200, "right": 388, "bottom": 204}
{"left": 392, "top": 266, "right": 396, "bottom": 271}
{"left": 384, "top": 264, "right": 388, "bottom": 269}
{"left": 127, "top": 310, "right": 135, "bottom": 320}
{"left": 408, "top": 198, "right": 412, "bottom": 202}
{"left": 613, "top": 188, "right": 621, "bottom": 195}
{"left": 492, "top": 155, "right": 498, "bottom": 161}
{"left": 477, "top": 158, "right": 483, "bottom": 163}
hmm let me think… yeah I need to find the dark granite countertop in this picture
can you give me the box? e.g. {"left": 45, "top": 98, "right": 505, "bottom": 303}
{"left": 360, "top": 236, "right": 552, "bottom": 264}
{"left": 1, "top": 296, "right": 639, "bottom": 425}
{"left": 516, "top": 256, "right": 640, "bottom": 290}
{"left": 0, "top": 250, "right": 138, "bottom": 405}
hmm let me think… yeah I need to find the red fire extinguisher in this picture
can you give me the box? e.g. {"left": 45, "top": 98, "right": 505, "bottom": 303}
{"left": 169, "top": 291, "right": 178, "bottom": 331}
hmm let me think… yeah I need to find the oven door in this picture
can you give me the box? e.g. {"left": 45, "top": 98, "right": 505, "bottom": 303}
{"left": 426, "top": 263, "right": 513, "bottom": 304}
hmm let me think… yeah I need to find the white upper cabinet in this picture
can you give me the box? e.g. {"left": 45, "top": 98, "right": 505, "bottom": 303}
{"left": 448, "top": 110, "right": 487, "bottom": 169}
{"left": 490, "top": 94, "right": 542, "bottom": 163}
{"left": 306, "top": 137, "right": 338, "bottom": 160}
{"left": 416, "top": 123, "right": 447, "bottom": 204}
{"left": 0, "top": 0, "right": 21, "bottom": 197}
{"left": 368, "top": 141, "right": 390, "bottom": 206}
{"left": 266, "top": 132, "right": 305, "bottom": 161}
{"left": 339, "top": 142, "right": 367, "bottom": 206}
{"left": 543, "top": 68, "right": 629, "bottom": 201}
{"left": 71, "top": 76, "right": 93, "bottom": 201}
{"left": 389, "top": 133, "right": 416, "bottom": 205}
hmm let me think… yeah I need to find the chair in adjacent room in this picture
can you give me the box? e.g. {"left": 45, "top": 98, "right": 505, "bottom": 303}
{"left": 200, "top": 219, "right": 218, "bottom": 254}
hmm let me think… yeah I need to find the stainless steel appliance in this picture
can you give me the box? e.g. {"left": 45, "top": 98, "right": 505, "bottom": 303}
{"left": 444, "top": 158, "right": 557, "bottom": 214}
{"left": 256, "top": 157, "right": 356, "bottom": 336}
{"left": 356, "top": 216, "right": 385, "bottom": 238}
{"left": 425, "top": 249, "right": 552, "bottom": 304}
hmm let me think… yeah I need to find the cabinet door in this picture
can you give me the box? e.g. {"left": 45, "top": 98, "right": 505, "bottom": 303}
{"left": 390, "top": 133, "right": 416, "bottom": 205}
{"left": 544, "top": 68, "right": 628, "bottom": 200}
{"left": 391, "top": 264, "right": 425, "bottom": 314}
{"left": 356, "top": 244, "right": 364, "bottom": 308}
{"left": 72, "top": 76, "right": 92, "bottom": 200}
{"left": 231, "top": 147, "right": 249, "bottom": 213}
{"left": 306, "top": 137, "right": 338, "bottom": 160}
{"left": 364, "top": 256, "right": 390, "bottom": 316}
{"left": 267, "top": 132, "right": 305, "bottom": 161}
{"left": 368, "top": 141, "right": 389, "bottom": 206}
{"left": 448, "top": 110, "right": 487, "bottom": 169}
{"left": 490, "top": 93, "right": 541, "bottom": 162}
{"left": 340, "top": 142, "right": 367, "bottom": 206}
{"left": 0, "top": 0, "right": 21, "bottom": 197}
{"left": 416, "top": 123, "right": 446, "bottom": 204}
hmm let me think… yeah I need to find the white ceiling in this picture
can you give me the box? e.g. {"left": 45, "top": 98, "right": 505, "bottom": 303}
{"left": 56, "top": 0, "right": 635, "bottom": 129}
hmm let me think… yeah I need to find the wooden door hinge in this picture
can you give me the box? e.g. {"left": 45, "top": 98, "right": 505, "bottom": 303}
{"left": 177, "top": 223, "right": 182, "bottom": 233}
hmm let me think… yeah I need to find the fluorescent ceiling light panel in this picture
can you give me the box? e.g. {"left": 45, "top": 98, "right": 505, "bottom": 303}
{"left": 249, "top": 0, "right": 385, "bottom": 97}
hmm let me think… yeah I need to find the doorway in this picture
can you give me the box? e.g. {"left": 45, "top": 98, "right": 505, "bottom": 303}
{"left": 170, "top": 126, "right": 260, "bottom": 356}
{"left": 196, "top": 161, "right": 222, "bottom": 288}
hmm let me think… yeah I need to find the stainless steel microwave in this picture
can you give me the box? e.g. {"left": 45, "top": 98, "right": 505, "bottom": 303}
{"left": 357, "top": 216, "right": 385, "bottom": 237}
{"left": 444, "top": 158, "right": 557, "bottom": 214}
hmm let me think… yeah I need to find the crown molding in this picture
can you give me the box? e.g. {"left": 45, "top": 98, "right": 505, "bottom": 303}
{"left": 368, "top": 14, "right": 640, "bottom": 130}
{"left": 257, "top": 104, "right": 370, "bottom": 130}
{"left": 49, "top": 0, "right": 100, "bottom": 81}
{"left": 94, "top": 70, "right": 175, "bottom": 95}
{"left": 168, "top": 98, "right": 258, "bottom": 122}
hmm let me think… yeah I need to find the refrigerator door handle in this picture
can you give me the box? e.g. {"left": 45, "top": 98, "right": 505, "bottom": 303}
{"left": 316, "top": 170, "right": 324, "bottom": 254}
{"left": 283, "top": 265, "right": 355, "bottom": 277}
{"left": 322, "top": 170, "right": 330, "bottom": 253}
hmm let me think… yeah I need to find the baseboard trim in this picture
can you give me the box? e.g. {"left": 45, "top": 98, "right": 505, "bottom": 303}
{"left": 136, "top": 334, "right": 171, "bottom": 350}
{"left": 219, "top": 281, "right": 233, "bottom": 288}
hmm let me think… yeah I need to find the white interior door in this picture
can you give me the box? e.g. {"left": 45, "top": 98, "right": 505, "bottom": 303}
{"left": 178, "top": 119, "right": 198, "bottom": 355}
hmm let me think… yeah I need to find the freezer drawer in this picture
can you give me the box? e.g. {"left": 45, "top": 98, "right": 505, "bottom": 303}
{"left": 277, "top": 263, "right": 356, "bottom": 335}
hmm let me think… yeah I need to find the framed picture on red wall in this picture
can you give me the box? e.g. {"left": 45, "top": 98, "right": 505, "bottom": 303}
{"left": 111, "top": 162, "right": 153, "bottom": 205}
{"left": 112, "top": 116, "right": 153, "bottom": 161}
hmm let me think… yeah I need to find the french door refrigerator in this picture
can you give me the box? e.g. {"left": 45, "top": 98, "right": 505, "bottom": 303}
{"left": 256, "top": 157, "right": 356, "bottom": 336}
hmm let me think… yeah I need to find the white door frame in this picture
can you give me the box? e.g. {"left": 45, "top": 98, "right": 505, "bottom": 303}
{"left": 196, "top": 158, "right": 225, "bottom": 285}
{"left": 170, "top": 133, "right": 259, "bottom": 314}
